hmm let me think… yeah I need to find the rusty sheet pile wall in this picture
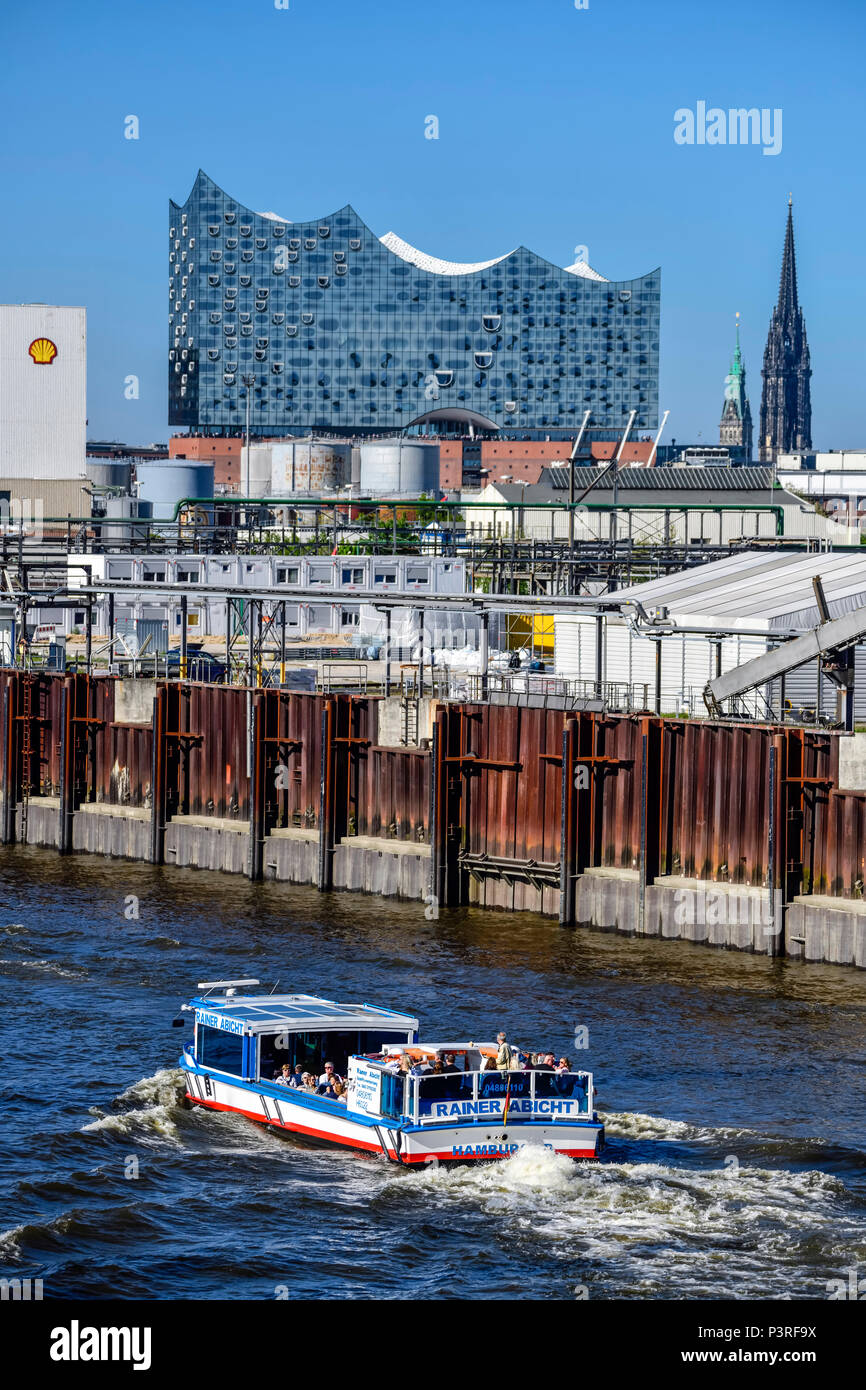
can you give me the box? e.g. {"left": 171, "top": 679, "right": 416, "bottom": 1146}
{"left": 0, "top": 671, "right": 862, "bottom": 933}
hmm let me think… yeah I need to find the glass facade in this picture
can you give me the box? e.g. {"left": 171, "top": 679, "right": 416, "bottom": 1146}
{"left": 170, "top": 171, "right": 660, "bottom": 435}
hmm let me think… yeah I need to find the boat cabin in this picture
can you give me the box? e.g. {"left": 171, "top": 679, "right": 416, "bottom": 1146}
{"left": 187, "top": 986, "right": 419, "bottom": 1088}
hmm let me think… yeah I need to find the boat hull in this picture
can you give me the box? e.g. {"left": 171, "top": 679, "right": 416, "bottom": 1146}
{"left": 182, "top": 1066, "right": 604, "bottom": 1163}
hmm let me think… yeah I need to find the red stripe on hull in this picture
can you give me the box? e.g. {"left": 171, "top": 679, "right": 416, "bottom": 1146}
{"left": 186, "top": 1091, "right": 600, "bottom": 1163}
{"left": 400, "top": 1149, "right": 598, "bottom": 1163}
{"left": 186, "top": 1090, "right": 383, "bottom": 1154}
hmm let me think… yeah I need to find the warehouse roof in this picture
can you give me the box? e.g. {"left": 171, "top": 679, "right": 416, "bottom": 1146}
{"left": 601, "top": 550, "right": 866, "bottom": 633}
{"left": 541, "top": 466, "right": 778, "bottom": 491}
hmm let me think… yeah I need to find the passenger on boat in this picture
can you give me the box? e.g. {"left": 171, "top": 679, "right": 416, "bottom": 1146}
{"left": 496, "top": 1032, "right": 513, "bottom": 1071}
{"left": 423, "top": 1057, "right": 458, "bottom": 1100}
{"left": 398, "top": 1053, "right": 413, "bottom": 1075}
{"left": 302, "top": 1073, "right": 317, "bottom": 1093}
{"left": 556, "top": 1057, "right": 570, "bottom": 1074}
{"left": 482, "top": 1057, "right": 498, "bottom": 1072}
{"left": 288, "top": 1065, "right": 305, "bottom": 1088}
{"left": 317, "top": 1062, "right": 342, "bottom": 1090}
{"left": 331, "top": 1080, "right": 347, "bottom": 1104}
{"left": 410, "top": 1057, "right": 430, "bottom": 1075}
{"left": 274, "top": 1064, "right": 292, "bottom": 1085}
{"left": 440, "top": 1053, "right": 460, "bottom": 1073}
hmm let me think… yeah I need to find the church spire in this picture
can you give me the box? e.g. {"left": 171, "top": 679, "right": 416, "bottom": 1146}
{"left": 777, "top": 196, "right": 799, "bottom": 319}
{"left": 759, "top": 200, "right": 812, "bottom": 463}
{"left": 720, "top": 312, "right": 753, "bottom": 462}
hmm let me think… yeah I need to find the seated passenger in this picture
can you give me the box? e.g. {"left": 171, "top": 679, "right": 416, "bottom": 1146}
{"left": 410, "top": 1056, "right": 430, "bottom": 1075}
{"left": 318, "top": 1062, "right": 342, "bottom": 1089}
{"left": 441, "top": 1053, "right": 460, "bottom": 1074}
{"left": 274, "top": 1064, "right": 291, "bottom": 1085}
{"left": 556, "top": 1057, "right": 570, "bottom": 1074}
{"left": 331, "top": 1080, "right": 348, "bottom": 1104}
{"left": 398, "top": 1053, "right": 413, "bottom": 1075}
{"left": 302, "top": 1072, "right": 317, "bottom": 1092}
{"left": 288, "top": 1064, "right": 305, "bottom": 1088}
{"left": 535, "top": 1052, "right": 555, "bottom": 1072}
{"left": 482, "top": 1057, "right": 498, "bottom": 1072}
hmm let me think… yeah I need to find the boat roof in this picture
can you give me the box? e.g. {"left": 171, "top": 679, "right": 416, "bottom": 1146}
{"left": 190, "top": 991, "right": 419, "bottom": 1036}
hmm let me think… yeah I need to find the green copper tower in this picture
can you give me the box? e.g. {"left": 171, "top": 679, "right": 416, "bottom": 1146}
{"left": 719, "top": 313, "right": 753, "bottom": 462}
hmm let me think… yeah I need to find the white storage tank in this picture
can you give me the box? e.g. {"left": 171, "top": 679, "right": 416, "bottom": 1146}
{"left": 359, "top": 439, "right": 440, "bottom": 495}
{"left": 246, "top": 444, "right": 273, "bottom": 497}
{"left": 270, "top": 440, "right": 350, "bottom": 494}
{"left": 136, "top": 460, "right": 214, "bottom": 522}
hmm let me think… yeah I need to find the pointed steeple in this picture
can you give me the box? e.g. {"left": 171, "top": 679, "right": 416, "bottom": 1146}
{"left": 720, "top": 312, "right": 753, "bottom": 461}
{"left": 777, "top": 195, "right": 799, "bottom": 319}
{"left": 759, "top": 200, "right": 812, "bottom": 463}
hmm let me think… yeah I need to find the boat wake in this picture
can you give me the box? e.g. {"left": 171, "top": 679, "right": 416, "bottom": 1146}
{"left": 388, "top": 1126, "right": 866, "bottom": 1298}
{"left": 82, "top": 1068, "right": 188, "bottom": 1142}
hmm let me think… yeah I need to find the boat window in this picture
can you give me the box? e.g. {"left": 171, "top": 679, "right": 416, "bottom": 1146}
{"left": 258, "top": 1028, "right": 411, "bottom": 1082}
{"left": 198, "top": 1025, "right": 244, "bottom": 1077}
{"left": 379, "top": 1070, "right": 405, "bottom": 1121}
{"left": 417, "top": 1072, "right": 474, "bottom": 1113}
{"left": 259, "top": 1032, "right": 292, "bottom": 1081}
{"left": 534, "top": 1071, "right": 589, "bottom": 1109}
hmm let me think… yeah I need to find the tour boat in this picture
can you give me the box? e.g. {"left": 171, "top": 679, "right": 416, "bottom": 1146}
{"left": 176, "top": 981, "right": 604, "bottom": 1164}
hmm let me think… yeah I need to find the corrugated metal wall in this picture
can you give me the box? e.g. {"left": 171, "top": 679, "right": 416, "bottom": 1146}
{"left": 0, "top": 669, "right": 861, "bottom": 912}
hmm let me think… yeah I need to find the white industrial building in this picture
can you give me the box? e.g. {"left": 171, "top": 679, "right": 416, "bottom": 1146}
{"left": 0, "top": 305, "right": 88, "bottom": 521}
{"left": 39, "top": 552, "right": 469, "bottom": 648}
{"left": 555, "top": 551, "right": 866, "bottom": 719}
{"left": 469, "top": 466, "right": 861, "bottom": 546}
{"left": 777, "top": 467, "right": 866, "bottom": 537}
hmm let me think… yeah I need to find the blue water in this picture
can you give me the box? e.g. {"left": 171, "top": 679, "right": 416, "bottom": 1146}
{"left": 1, "top": 846, "right": 865, "bottom": 1300}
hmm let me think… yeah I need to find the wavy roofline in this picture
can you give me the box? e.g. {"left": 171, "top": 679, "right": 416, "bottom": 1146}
{"left": 171, "top": 172, "right": 660, "bottom": 284}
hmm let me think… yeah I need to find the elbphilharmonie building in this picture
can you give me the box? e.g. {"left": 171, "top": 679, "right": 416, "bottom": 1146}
{"left": 170, "top": 171, "right": 660, "bottom": 436}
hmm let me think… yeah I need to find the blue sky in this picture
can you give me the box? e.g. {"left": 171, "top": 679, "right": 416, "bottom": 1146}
{"left": 2, "top": 0, "right": 863, "bottom": 448}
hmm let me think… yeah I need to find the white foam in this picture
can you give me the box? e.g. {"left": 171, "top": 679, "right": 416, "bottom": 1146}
{"left": 82, "top": 1068, "right": 187, "bottom": 1142}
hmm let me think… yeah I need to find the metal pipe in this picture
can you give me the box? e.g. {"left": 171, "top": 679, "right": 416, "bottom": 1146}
{"left": 480, "top": 611, "right": 489, "bottom": 699}
{"left": 654, "top": 639, "right": 662, "bottom": 714}
{"left": 180, "top": 594, "right": 188, "bottom": 681}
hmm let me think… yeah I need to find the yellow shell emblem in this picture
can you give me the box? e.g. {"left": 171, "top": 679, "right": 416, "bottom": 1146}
{"left": 28, "top": 337, "right": 58, "bottom": 365}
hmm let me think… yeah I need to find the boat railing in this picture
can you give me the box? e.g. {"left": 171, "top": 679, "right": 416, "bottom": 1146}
{"left": 408, "top": 1068, "right": 593, "bottom": 1125}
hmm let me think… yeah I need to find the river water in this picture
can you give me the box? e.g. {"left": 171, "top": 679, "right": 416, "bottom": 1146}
{"left": 1, "top": 846, "right": 865, "bottom": 1301}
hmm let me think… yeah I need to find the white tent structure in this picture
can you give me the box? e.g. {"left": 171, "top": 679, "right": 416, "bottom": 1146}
{"left": 555, "top": 551, "right": 866, "bottom": 719}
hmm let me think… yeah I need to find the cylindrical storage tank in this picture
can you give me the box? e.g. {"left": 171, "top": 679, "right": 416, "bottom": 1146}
{"left": 246, "top": 444, "right": 273, "bottom": 497}
{"left": 100, "top": 495, "right": 151, "bottom": 546}
{"left": 136, "top": 460, "right": 214, "bottom": 526}
{"left": 86, "top": 459, "right": 133, "bottom": 492}
{"left": 270, "top": 440, "right": 350, "bottom": 494}
{"left": 359, "top": 439, "right": 440, "bottom": 495}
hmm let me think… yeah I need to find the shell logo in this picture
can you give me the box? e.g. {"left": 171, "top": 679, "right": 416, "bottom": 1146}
{"left": 28, "top": 337, "right": 58, "bottom": 365}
